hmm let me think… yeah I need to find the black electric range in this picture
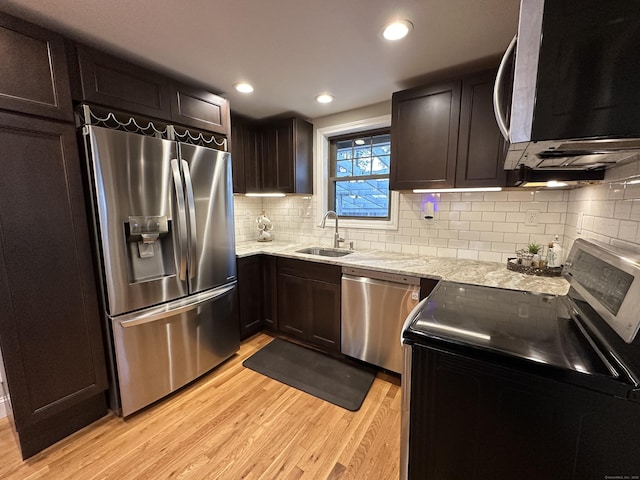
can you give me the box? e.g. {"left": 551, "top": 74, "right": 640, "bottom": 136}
{"left": 400, "top": 238, "right": 640, "bottom": 480}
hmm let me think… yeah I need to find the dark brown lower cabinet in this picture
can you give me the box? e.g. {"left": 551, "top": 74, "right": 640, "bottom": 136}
{"left": 237, "top": 255, "right": 279, "bottom": 339}
{"left": 277, "top": 258, "right": 341, "bottom": 352}
{"left": 0, "top": 112, "right": 108, "bottom": 458}
{"left": 408, "top": 344, "right": 640, "bottom": 480}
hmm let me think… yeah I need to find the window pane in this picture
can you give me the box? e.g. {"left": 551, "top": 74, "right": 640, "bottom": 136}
{"left": 335, "top": 178, "right": 389, "bottom": 218}
{"left": 336, "top": 159, "right": 352, "bottom": 177}
{"left": 354, "top": 157, "right": 371, "bottom": 175}
{"left": 372, "top": 155, "right": 390, "bottom": 174}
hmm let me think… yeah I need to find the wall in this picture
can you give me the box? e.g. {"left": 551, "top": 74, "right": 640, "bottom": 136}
{"left": 564, "top": 156, "right": 640, "bottom": 251}
{"left": 232, "top": 104, "right": 640, "bottom": 261}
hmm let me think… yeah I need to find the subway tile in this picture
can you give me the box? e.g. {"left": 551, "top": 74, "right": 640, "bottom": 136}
{"left": 491, "top": 242, "right": 517, "bottom": 253}
{"left": 493, "top": 223, "right": 518, "bottom": 233}
{"left": 418, "top": 229, "right": 439, "bottom": 238}
{"left": 608, "top": 183, "right": 625, "bottom": 200}
{"left": 438, "top": 230, "right": 460, "bottom": 239}
{"left": 451, "top": 201, "right": 472, "bottom": 211}
{"left": 460, "top": 211, "right": 483, "bottom": 221}
{"left": 410, "top": 237, "right": 430, "bottom": 245}
{"left": 593, "top": 217, "right": 620, "bottom": 237}
{"left": 369, "top": 242, "right": 386, "bottom": 250}
{"left": 506, "top": 212, "right": 526, "bottom": 223}
{"left": 547, "top": 201, "right": 568, "bottom": 213}
{"left": 471, "top": 202, "right": 495, "bottom": 212}
{"left": 630, "top": 200, "right": 640, "bottom": 221}
{"left": 618, "top": 221, "right": 638, "bottom": 242}
{"left": 507, "top": 190, "right": 536, "bottom": 202}
{"left": 437, "top": 201, "right": 451, "bottom": 212}
{"left": 418, "top": 245, "right": 438, "bottom": 256}
{"left": 459, "top": 230, "right": 481, "bottom": 241}
{"left": 438, "top": 211, "right": 460, "bottom": 221}
{"left": 534, "top": 190, "right": 565, "bottom": 202}
{"left": 400, "top": 228, "right": 420, "bottom": 237}
{"left": 538, "top": 212, "right": 562, "bottom": 224}
{"left": 545, "top": 224, "right": 565, "bottom": 235}
{"left": 478, "top": 251, "right": 504, "bottom": 263}
{"left": 517, "top": 224, "right": 546, "bottom": 235}
{"left": 503, "top": 232, "right": 530, "bottom": 244}
{"left": 624, "top": 182, "right": 640, "bottom": 200}
{"left": 437, "top": 247, "right": 458, "bottom": 258}
{"left": 582, "top": 215, "right": 595, "bottom": 232}
{"left": 449, "top": 220, "right": 471, "bottom": 231}
{"left": 364, "top": 233, "right": 379, "bottom": 242}
{"left": 457, "top": 249, "right": 479, "bottom": 260}
{"left": 519, "top": 201, "right": 548, "bottom": 212}
{"left": 439, "top": 193, "right": 461, "bottom": 202}
{"left": 401, "top": 244, "right": 420, "bottom": 254}
{"left": 480, "top": 231, "right": 505, "bottom": 242}
{"left": 469, "top": 240, "right": 492, "bottom": 250}
{"left": 494, "top": 201, "right": 521, "bottom": 212}
{"left": 605, "top": 159, "right": 639, "bottom": 181}
{"left": 386, "top": 243, "right": 403, "bottom": 253}
{"left": 614, "top": 200, "right": 632, "bottom": 220}
{"left": 461, "top": 192, "right": 484, "bottom": 202}
{"left": 448, "top": 239, "right": 470, "bottom": 249}
{"left": 482, "top": 211, "right": 507, "bottom": 222}
{"left": 469, "top": 221, "right": 494, "bottom": 232}
{"left": 483, "top": 191, "right": 509, "bottom": 202}
{"left": 429, "top": 238, "right": 449, "bottom": 247}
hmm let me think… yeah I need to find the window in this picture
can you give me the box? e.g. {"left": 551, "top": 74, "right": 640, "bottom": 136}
{"left": 329, "top": 128, "right": 391, "bottom": 219}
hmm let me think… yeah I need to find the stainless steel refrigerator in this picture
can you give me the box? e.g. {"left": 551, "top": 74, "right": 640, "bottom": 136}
{"left": 82, "top": 124, "right": 239, "bottom": 416}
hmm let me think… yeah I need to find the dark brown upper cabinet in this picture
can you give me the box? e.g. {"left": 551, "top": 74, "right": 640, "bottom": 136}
{"left": 0, "top": 12, "right": 73, "bottom": 122}
{"left": 230, "top": 115, "right": 313, "bottom": 194}
{"left": 391, "top": 81, "right": 461, "bottom": 190}
{"left": 455, "top": 70, "right": 507, "bottom": 187}
{"left": 170, "top": 82, "right": 230, "bottom": 136}
{"left": 74, "top": 44, "right": 173, "bottom": 120}
{"left": 391, "top": 69, "right": 506, "bottom": 191}
{"left": 260, "top": 117, "right": 313, "bottom": 194}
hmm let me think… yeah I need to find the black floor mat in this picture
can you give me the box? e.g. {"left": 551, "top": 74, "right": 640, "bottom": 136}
{"left": 242, "top": 338, "right": 376, "bottom": 411}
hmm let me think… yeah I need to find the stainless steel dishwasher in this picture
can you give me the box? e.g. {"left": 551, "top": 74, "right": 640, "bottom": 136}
{"left": 341, "top": 267, "right": 421, "bottom": 374}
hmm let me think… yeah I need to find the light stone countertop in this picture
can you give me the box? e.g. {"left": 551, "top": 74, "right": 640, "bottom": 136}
{"left": 235, "top": 240, "right": 570, "bottom": 296}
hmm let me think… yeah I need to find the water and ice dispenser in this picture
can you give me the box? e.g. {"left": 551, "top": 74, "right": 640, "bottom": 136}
{"left": 125, "top": 215, "right": 175, "bottom": 283}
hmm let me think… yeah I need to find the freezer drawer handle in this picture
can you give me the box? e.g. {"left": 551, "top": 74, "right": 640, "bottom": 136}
{"left": 181, "top": 159, "right": 198, "bottom": 280}
{"left": 118, "top": 283, "right": 236, "bottom": 328}
{"left": 171, "top": 159, "right": 188, "bottom": 281}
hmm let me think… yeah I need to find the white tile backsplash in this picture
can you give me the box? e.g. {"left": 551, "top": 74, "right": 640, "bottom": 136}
{"left": 234, "top": 157, "right": 640, "bottom": 261}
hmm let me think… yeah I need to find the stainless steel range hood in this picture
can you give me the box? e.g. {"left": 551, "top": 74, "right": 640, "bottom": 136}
{"left": 494, "top": 1, "right": 640, "bottom": 178}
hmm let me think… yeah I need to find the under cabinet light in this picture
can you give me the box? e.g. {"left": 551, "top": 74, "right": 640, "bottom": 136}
{"left": 245, "top": 193, "right": 286, "bottom": 197}
{"left": 412, "top": 187, "right": 503, "bottom": 194}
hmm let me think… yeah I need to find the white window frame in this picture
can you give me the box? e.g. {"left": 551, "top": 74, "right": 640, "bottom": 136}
{"left": 315, "top": 114, "right": 399, "bottom": 230}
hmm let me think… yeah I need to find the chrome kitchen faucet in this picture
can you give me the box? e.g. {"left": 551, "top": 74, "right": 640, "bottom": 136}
{"left": 321, "top": 210, "right": 344, "bottom": 248}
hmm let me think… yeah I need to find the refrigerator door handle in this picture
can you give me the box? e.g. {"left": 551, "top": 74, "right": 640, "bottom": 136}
{"left": 117, "top": 282, "right": 236, "bottom": 328}
{"left": 181, "top": 159, "right": 198, "bottom": 280}
{"left": 170, "top": 159, "right": 188, "bottom": 281}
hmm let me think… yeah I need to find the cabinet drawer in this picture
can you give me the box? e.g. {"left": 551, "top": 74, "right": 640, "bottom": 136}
{"left": 277, "top": 257, "right": 341, "bottom": 284}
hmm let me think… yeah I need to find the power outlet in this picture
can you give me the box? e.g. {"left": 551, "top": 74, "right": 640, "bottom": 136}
{"left": 576, "top": 212, "right": 584, "bottom": 234}
{"left": 525, "top": 210, "right": 538, "bottom": 226}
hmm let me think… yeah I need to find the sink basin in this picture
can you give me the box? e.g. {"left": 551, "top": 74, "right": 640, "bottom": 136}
{"left": 296, "top": 246, "right": 352, "bottom": 257}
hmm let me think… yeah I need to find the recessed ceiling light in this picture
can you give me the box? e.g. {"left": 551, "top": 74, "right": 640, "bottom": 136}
{"left": 316, "top": 93, "right": 334, "bottom": 104}
{"left": 234, "top": 82, "right": 254, "bottom": 93}
{"left": 382, "top": 20, "right": 413, "bottom": 41}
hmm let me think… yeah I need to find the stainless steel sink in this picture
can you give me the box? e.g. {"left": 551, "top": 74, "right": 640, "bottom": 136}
{"left": 296, "top": 246, "right": 352, "bottom": 257}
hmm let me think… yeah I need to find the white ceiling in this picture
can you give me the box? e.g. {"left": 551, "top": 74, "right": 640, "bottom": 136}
{"left": 2, "top": 0, "right": 520, "bottom": 120}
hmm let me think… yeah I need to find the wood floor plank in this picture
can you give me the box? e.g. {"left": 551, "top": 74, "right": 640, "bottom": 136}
{"left": 0, "top": 333, "right": 401, "bottom": 479}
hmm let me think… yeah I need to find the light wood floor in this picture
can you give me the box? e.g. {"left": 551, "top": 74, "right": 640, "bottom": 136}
{"left": 0, "top": 333, "right": 401, "bottom": 480}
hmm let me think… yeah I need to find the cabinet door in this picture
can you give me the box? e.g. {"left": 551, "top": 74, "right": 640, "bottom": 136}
{"left": 0, "top": 13, "right": 73, "bottom": 121}
{"left": 237, "top": 256, "right": 264, "bottom": 339}
{"left": 0, "top": 112, "right": 108, "bottom": 457}
{"left": 260, "top": 124, "right": 279, "bottom": 191}
{"left": 277, "top": 273, "right": 308, "bottom": 340}
{"left": 170, "top": 82, "right": 230, "bottom": 135}
{"left": 455, "top": 70, "right": 507, "bottom": 187}
{"left": 308, "top": 280, "right": 341, "bottom": 352}
{"left": 75, "top": 44, "right": 172, "bottom": 119}
{"left": 230, "top": 115, "right": 247, "bottom": 193}
{"left": 391, "top": 81, "right": 461, "bottom": 190}
{"left": 263, "top": 256, "right": 278, "bottom": 331}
